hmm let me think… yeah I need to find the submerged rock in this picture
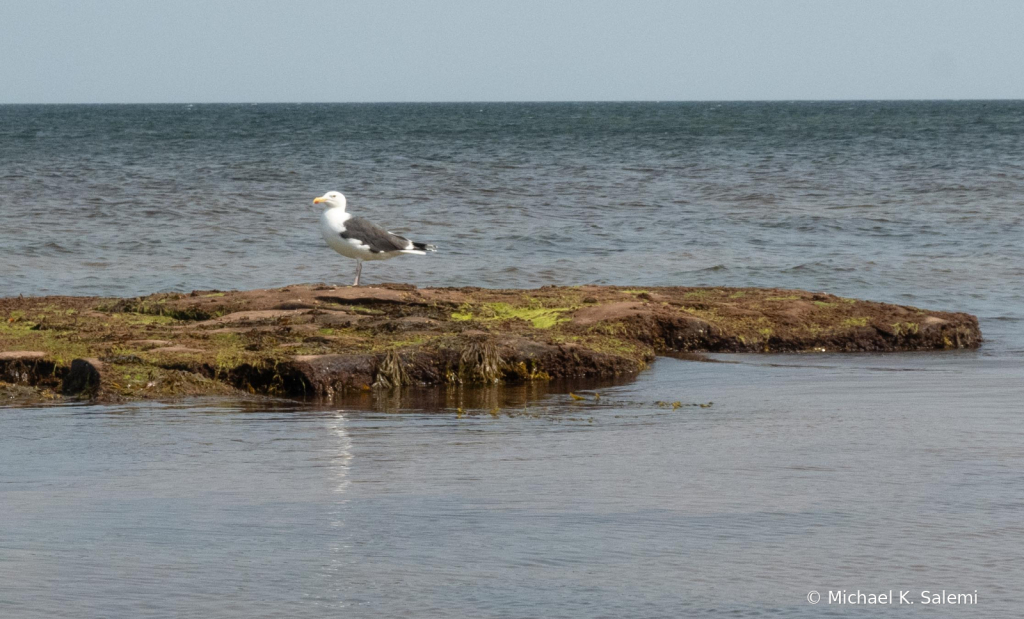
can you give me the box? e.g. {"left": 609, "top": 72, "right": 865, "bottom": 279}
{"left": 0, "top": 284, "right": 981, "bottom": 403}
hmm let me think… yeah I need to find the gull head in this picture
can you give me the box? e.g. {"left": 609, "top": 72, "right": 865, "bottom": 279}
{"left": 313, "top": 191, "right": 347, "bottom": 210}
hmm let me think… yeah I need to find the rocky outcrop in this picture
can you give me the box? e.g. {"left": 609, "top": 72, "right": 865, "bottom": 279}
{"left": 0, "top": 284, "right": 982, "bottom": 403}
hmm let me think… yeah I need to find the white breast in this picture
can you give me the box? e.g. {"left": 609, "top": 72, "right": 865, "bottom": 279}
{"left": 320, "top": 208, "right": 374, "bottom": 260}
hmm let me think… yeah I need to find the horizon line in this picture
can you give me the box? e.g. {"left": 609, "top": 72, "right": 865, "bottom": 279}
{"left": 2, "top": 98, "right": 1024, "bottom": 106}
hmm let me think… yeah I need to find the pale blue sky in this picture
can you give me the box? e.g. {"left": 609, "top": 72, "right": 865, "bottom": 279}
{"left": 1, "top": 0, "right": 1022, "bottom": 103}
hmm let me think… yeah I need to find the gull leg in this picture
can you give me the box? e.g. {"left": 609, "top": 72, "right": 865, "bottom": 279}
{"left": 353, "top": 260, "right": 362, "bottom": 286}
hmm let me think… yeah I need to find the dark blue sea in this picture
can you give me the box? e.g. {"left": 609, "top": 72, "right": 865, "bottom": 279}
{"left": 1, "top": 102, "right": 1023, "bottom": 617}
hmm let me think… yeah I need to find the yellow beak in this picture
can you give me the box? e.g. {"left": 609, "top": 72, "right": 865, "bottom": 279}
{"left": 313, "top": 196, "right": 326, "bottom": 204}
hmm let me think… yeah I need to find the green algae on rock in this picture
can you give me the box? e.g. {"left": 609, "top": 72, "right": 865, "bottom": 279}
{"left": 0, "top": 284, "right": 981, "bottom": 403}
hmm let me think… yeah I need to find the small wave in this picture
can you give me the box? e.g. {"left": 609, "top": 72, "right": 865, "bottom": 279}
{"left": 40, "top": 242, "right": 73, "bottom": 254}
{"left": 824, "top": 203, "right": 879, "bottom": 210}
{"left": 734, "top": 193, "right": 778, "bottom": 203}
{"left": 689, "top": 264, "right": 728, "bottom": 273}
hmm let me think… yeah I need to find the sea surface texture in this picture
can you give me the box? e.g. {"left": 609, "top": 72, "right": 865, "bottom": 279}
{"left": 2, "top": 102, "right": 1023, "bottom": 617}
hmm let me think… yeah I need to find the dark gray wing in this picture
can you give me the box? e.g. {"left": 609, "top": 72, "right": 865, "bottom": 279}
{"left": 341, "top": 217, "right": 413, "bottom": 253}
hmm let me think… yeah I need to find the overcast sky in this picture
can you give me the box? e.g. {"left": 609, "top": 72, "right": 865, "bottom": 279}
{"left": 2, "top": 0, "right": 1022, "bottom": 103}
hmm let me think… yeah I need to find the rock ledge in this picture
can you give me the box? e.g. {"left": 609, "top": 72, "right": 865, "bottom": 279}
{"left": 0, "top": 284, "right": 981, "bottom": 403}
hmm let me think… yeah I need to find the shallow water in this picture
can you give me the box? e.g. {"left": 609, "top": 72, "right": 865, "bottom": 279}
{"left": 3, "top": 354, "right": 1022, "bottom": 617}
{"left": 2, "top": 102, "right": 1023, "bottom": 616}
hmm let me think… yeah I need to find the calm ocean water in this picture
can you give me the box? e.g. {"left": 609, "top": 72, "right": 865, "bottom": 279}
{"left": 2, "top": 102, "right": 1023, "bottom": 617}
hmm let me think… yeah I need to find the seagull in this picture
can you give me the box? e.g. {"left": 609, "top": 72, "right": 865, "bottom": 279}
{"left": 313, "top": 191, "right": 436, "bottom": 286}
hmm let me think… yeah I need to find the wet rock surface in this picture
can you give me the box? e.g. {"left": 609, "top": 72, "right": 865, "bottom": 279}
{"left": 0, "top": 284, "right": 981, "bottom": 403}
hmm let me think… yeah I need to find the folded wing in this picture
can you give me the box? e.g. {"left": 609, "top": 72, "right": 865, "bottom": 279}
{"left": 341, "top": 217, "right": 416, "bottom": 253}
